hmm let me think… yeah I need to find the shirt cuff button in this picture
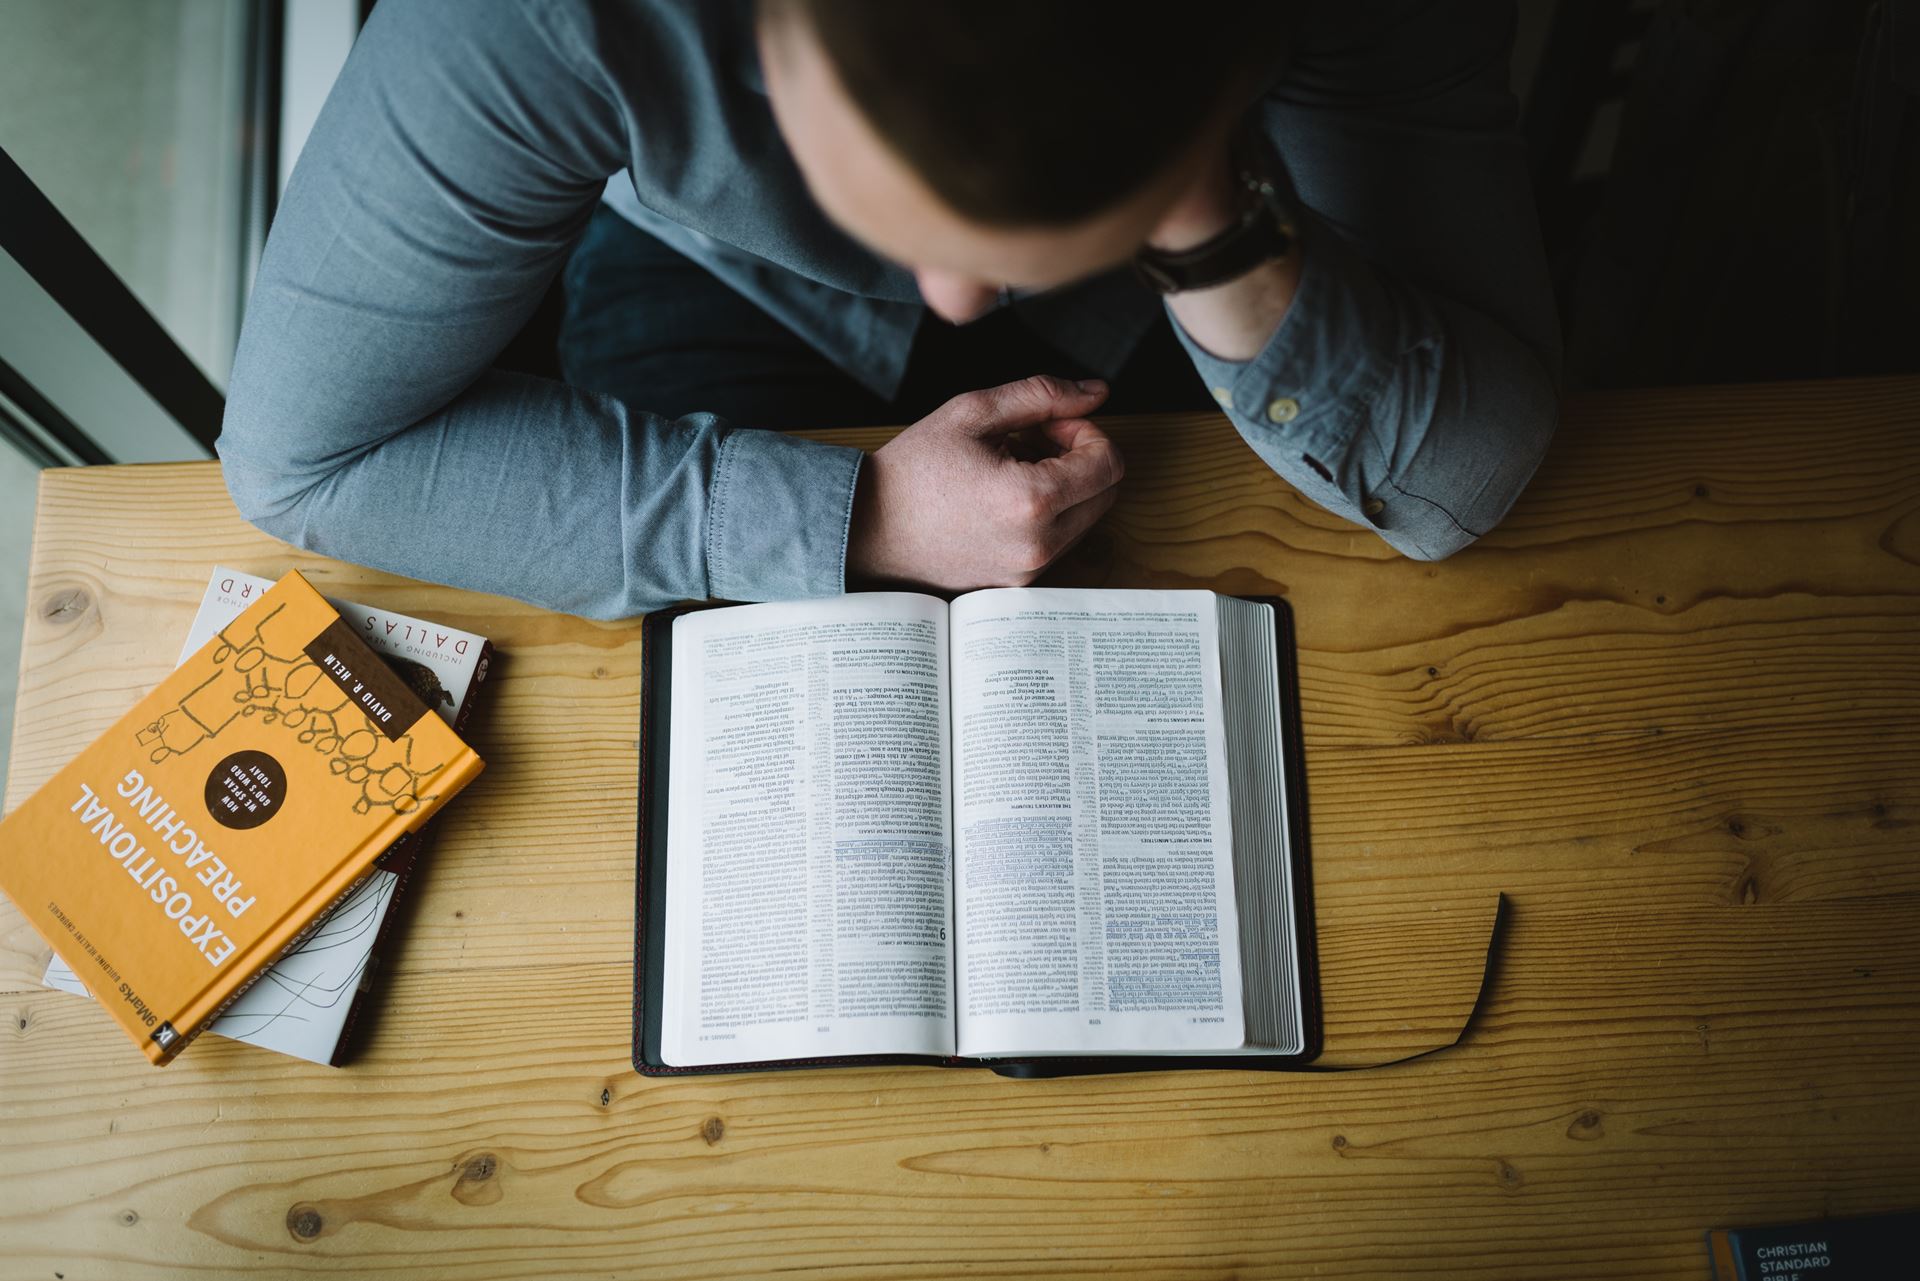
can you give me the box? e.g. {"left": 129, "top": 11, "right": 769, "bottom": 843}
{"left": 1362, "top": 498, "right": 1386, "bottom": 519}
{"left": 1211, "top": 386, "right": 1234, "bottom": 408}
{"left": 1266, "top": 397, "right": 1300, "bottom": 424}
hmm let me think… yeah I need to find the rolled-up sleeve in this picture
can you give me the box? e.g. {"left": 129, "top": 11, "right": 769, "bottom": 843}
{"left": 1173, "top": 0, "right": 1561, "bottom": 559}
{"left": 218, "top": 0, "right": 863, "bottom": 616}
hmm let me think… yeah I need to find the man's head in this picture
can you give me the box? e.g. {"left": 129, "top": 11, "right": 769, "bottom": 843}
{"left": 756, "top": 1, "right": 1292, "bottom": 322}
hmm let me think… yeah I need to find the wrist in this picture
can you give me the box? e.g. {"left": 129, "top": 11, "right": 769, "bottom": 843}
{"left": 844, "top": 448, "right": 918, "bottom": 586}
{"left": 1137, "top": 129, "right": 1297, "bottom": 298}
{"left": 844, "top": 454, "right": 885, "bottom": 583}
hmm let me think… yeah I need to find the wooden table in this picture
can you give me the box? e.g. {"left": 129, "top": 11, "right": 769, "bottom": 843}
{"left": 3, "top": 377, "right": 1917, "bottom": 1279}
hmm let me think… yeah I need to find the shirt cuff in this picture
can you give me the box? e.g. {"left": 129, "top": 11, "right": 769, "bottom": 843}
{"left": 1169, "top": 214, "right": 1437, "bottom": 541}
{"left": 1171, "top": 214, "right": 1563, "bottom": 562}
{"left": 1179, "top": 211, "right": 1411, "bottom": 448}
{"left": 705, "top": 428, "right": 864, "bottom": 601}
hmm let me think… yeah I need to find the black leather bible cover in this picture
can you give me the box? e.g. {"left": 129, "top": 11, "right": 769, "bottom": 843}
{"left": 632, "top": 594, "right": 1322, "bottom": 1077}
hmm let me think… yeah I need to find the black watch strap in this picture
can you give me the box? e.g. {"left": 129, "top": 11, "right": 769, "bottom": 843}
{"left": 1133, "top": 139, "right": 1296, "bottom": 295}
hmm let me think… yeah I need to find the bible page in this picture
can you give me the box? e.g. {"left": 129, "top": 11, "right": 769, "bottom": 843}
{"left": 660, "top": 594, "right": 954, "bottom": 1067}
{"left": 949, "top": 588, "right": 1244, "bottom": 1056}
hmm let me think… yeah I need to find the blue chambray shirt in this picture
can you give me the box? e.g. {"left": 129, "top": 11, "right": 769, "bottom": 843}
{"left": 219, "top": 0, "right": 1560, "bottom": 619}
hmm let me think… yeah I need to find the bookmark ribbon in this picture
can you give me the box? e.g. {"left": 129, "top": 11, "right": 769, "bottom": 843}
{"left": 986, "top": 892, "right": 1510, "bottom": 1079}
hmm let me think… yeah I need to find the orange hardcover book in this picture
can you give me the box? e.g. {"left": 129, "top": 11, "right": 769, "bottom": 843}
{"left": 0, "top": 570, "right": 484, "bottom": 1064}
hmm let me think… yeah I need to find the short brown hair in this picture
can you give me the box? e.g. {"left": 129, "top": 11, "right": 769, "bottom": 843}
{"left": 760, "top": 0, "right": 1295, "bottom": 227}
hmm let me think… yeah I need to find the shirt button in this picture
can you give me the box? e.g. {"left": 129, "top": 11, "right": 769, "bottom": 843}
{"left": 1266, "top": 397, "right": 1301, "bottom": 424}
{"left": 1211, "top": 386, "right": 1234, "bottom": 408}
{"left": 1362, "top": 498, "right": 1386, "bottom": 518}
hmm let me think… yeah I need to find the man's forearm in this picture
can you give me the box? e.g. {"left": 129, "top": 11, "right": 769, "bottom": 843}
{"left": 1148, "top": 135, "right": 1557, "bottom": 562}
{"left": 1146, "top": 144, "right": 1304, "bottom": 363}
{"left": 1143, "top": 4, "right": 1562, "bottom": 560}
{"left": 220, "top": 361, "right": 864, "bottom": 619}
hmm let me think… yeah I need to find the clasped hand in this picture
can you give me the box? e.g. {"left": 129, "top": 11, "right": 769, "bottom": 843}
{"left": 845, "top": 375, "right": 1124, "bottom": 590}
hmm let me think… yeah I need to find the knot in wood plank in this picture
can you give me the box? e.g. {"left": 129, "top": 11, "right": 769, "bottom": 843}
{"left": 40, "top": 588, "right": 90, "bottom": 623}
{"left": 452, "top": 1152, "right": 505, "bottom": 1206}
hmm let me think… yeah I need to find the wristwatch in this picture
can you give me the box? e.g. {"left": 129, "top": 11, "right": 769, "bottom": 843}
{"left": 1133, "top": 134, "right": 1297, "bottom": 295}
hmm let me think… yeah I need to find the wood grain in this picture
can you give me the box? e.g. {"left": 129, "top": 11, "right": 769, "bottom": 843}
{"left": 4, "top": 376, "right": 1919, "bottom": 1279}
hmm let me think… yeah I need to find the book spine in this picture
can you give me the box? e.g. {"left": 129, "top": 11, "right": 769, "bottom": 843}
{"left": 450, "top": 640, "right": 495, "bottom": 740}
{"left": 1707, "top": 1230, "right": 1741, "bottom": 1281}
{"left": 330, "top": 657, "right": 489, "bottom": 1066}
{"left": 327, "top": 833, "right": 430, "bottom": 1067}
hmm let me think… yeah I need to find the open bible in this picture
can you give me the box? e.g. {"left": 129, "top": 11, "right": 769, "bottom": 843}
{"left": 633, "top": 589, "right": 1315, "bottom": 1076}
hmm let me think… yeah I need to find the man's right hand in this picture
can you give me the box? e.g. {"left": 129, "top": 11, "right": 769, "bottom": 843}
{"left": 845, "top": 375, "right": 1125, "bottom": 590}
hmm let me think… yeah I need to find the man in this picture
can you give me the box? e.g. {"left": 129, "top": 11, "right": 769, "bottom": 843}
{"left": 219, "top": 0, "right": 1558, "bottom": 619}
